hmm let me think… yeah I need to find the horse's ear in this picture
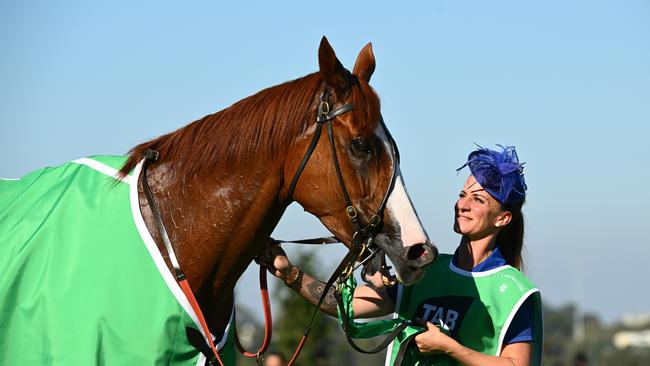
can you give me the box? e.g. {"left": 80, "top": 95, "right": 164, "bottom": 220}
{"left": 353, "top": 42, "right": 375, "bottom": 83}
{"left": 318, "top": 36, "right": 349, "bottom": 89}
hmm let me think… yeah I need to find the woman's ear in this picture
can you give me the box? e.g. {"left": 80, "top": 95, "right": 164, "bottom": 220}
{"left": 495, "top": 211, "right": 512, "bottom": 228}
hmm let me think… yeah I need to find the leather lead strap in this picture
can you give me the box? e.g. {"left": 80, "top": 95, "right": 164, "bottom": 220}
{"left": 142, "top": 151, "right": 185, "bottom": 280}
{"left": 393, "top": 331, "right": 423, "bottom": 366}
{"left": 141, "top": 150, "right": 225, "bottom": 366}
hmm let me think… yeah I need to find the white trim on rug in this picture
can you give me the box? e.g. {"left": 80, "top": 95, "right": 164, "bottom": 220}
{"left": 129, "top": 160, "right": 232, "bottom": 353}
{"left": 72, "top": 157, "right": 131, "bottom": 184}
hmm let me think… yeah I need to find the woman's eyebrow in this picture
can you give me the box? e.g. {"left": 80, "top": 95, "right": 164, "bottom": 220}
{"left": 470, "top": 188, "right": 487, "bottom": 195}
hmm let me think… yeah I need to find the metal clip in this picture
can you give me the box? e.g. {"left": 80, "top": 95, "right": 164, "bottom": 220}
{"left": 341, "top": 264, "right": 354, "bottom": 281}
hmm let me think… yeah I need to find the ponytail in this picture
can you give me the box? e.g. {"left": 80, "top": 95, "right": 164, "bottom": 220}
{"left": 496, "top": 200, "right": 525, "bottom": 271}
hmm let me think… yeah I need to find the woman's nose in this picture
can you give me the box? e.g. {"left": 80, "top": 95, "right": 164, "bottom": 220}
{"left": 456, "top": 197, "right": 470, "bottom": 211}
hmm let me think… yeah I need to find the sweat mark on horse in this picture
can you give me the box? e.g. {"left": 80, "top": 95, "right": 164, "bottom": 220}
{"left": 1, "top": 37, "right": 436, "bottom": 365}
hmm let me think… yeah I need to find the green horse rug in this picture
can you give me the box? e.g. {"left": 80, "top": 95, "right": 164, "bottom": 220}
{"left": 0, "top": 156, "right": 234, "bottom": 365}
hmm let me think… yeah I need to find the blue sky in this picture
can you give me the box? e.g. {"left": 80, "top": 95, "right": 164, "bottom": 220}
{"left": 2, "top": 1, "right": 649, "bottom": 324}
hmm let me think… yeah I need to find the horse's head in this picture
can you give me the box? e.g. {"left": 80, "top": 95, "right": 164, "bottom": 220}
{"left": 285, "top": 37, "right": 437, "bottom": 285}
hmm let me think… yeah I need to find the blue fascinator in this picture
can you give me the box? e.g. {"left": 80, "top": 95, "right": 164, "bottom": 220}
{"left": 456, "top": 145, "right": 527, "bottom": 205}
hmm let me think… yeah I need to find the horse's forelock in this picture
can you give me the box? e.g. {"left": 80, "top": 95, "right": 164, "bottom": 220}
{"left": 349, "top": 80, "right": 381, "bottom": 138}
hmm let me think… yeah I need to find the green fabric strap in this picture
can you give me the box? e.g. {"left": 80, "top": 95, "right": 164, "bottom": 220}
{"left": 336, "top": 275, "right": 424, "bottom": 350}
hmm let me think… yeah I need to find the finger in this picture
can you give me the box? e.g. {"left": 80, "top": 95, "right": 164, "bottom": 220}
{"left": 428, "top": 321, "right": 438, "bottom": 331}
{"left": 414, "top": 318, "right": 427, "bottom": 327}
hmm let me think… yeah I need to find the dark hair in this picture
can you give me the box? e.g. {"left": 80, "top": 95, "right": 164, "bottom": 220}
{"left": 496, "top": 199, "right": 525, "bottom": 270}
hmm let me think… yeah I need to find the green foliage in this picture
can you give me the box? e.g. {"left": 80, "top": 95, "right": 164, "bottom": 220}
{"left": 271, "top": 251, "right": 337, "bottom": 366}
{"left": 263, "top": 250, "right": 390, "bottom": 366}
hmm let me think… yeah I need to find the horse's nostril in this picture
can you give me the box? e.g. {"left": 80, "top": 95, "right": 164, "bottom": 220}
{"left": 406, "top": 244, "right": 427, "bottom": 261}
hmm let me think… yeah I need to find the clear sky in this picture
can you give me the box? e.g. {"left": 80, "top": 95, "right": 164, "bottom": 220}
{"left": 2, "top": 1, "right": 649, "bottom": 324}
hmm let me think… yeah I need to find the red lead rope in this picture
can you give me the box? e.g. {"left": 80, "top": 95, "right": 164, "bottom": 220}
{"left": 178, "top": 266, "right": 274, "bottom": 366}
{"left": 180, "top": 263, "right": 312, "bottom": 366}
{"left": 178, "top": 278, "right": 226, "bottom": 366}
{"left": 235, "top": 266, "right": 273, "bottom": 359}
{"left": 234, "top": 265, "right": 312, "bottom": 366}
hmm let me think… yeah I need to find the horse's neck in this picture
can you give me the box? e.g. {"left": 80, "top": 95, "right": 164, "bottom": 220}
{"left": 138, "top": 160, "right": 287, "bottom": 333}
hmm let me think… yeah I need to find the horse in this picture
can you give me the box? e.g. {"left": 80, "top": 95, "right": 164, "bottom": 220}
{"left": 0, "top": 37, "right": 436, "bottom": 365}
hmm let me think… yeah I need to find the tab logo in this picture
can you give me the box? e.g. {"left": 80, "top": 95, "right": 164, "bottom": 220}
{"left": 414, "top": 296, "right": 474, "bottom": 336}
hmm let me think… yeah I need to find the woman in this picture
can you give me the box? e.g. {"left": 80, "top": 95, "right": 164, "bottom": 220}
{"left": 259, "top": 145, "right": 543, "bottom": 366}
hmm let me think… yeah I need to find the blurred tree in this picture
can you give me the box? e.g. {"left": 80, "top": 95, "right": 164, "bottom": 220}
{"left": 264, "top": 250, "right": 392, "bottom": 366}
{"left": 270, "top": 250, "right": 338, "bottom": 366}
{"left": 237, "top": 262, "right": 650, "bottom": 366}
{"left": 233, "top": 295, "right": 264, "bottom": 366}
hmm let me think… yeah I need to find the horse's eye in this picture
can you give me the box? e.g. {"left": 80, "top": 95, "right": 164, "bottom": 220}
{"left": 351, "top": 138, "right": 372, "bottom": 154}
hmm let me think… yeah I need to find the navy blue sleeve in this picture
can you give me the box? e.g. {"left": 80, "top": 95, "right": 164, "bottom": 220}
{"left": 503, "top": 296, "right": 534, "bottom": 344}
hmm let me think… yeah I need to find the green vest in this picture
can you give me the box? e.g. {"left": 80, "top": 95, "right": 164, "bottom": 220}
{"left": 385, "top": 254, "right": 543, "bottom": 366}
{"left": 0, "top": 156, "right": 234, "bottom": 365}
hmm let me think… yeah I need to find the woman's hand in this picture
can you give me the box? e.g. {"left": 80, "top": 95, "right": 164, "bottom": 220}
{"left": 413, "top": 319, "right": 533, "bottom": 366}
{"left": 413, "top": 318, "right": 454, "bottom": 355}
{"left": 256, "top": 239, "right": 293, "bottom": 280}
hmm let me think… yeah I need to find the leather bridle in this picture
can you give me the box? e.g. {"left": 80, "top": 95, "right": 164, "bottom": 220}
{"left": 273, "top": 85, "right": 408, "bottom": 363}
{"left": 287, "top": 86, "right": 400, "bottom": 265}
{"left": 140, "top": 80, "right": 404, "bottom": 365}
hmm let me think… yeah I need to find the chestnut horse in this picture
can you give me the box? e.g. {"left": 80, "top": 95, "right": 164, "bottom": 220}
{"left": 116, "top": 37, "right": 434, "bottom": 348}
{"left": 0, "top": 37, "right": 435, "bottom": 364}
{"left": 117, "top": 37, "right": 436, "bottom": 356}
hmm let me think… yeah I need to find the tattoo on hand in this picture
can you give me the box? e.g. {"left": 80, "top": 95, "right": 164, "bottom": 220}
{"left": 306, "top": 281, "right": 337, "bottom": 309}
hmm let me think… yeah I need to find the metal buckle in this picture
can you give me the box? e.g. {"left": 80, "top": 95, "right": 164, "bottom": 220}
{"left": 369, "top": 215, "right": 381, "bottom": 229}
{"left": 320, "top": 101, "right": 330, "bottom": 115}
{"left": 143, "top": 149, "right": 159, "bottom": 162}
{"left": 346, "top": 206, "right": 357, "bottom": 220}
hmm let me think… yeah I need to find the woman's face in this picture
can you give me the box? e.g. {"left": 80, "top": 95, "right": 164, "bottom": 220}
{"left": 454, "top": 175, "right": 510, "bottom": 240}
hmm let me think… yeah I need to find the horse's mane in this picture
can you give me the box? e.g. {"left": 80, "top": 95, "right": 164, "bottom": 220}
{"left": 119, "top": 71, "right": 380, "bottom": 178}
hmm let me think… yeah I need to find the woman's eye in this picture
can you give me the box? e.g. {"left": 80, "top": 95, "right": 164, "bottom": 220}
{"left": 474, "top": 197, "right": 484, "bottom": 204}
{"left": 352, "top": 138, "right": 371, "bottom": 154}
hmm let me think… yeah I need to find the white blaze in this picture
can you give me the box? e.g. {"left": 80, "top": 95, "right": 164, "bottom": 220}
{"left": 375, "top": 123, "right": 428, "bottom": 247}
{"left": 386, "top": 174, "right": 429, "bottom": 247}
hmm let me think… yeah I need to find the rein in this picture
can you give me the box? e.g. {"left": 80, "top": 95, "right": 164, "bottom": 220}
{"left": 276, "top": 87, "right": 404, "bottom": 364}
